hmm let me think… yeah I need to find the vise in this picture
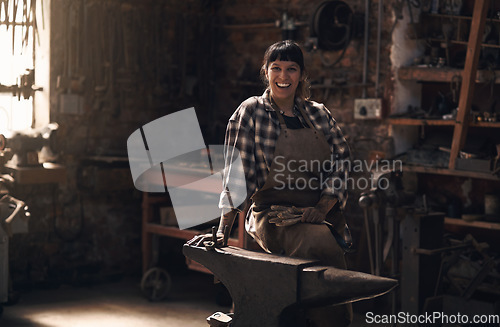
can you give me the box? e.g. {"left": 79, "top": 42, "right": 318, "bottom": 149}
{"left": 0, "top": 123, "right": 58, "bottom": 167}
{"left": 183, "top": 244, "right": 398, "bottom": 327}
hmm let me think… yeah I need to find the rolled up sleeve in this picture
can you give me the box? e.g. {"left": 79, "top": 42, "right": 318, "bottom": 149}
{"left": 219, "top": 106, "right": 256, "bottom": 214}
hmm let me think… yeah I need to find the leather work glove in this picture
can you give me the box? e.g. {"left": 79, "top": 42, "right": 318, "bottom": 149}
{"left": 267, "top": 205, "right": 306, "bottom": 226}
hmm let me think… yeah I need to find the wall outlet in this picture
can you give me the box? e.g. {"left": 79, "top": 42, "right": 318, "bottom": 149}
{"left": 354, "top": 98, "right": 382, "bottom": 120}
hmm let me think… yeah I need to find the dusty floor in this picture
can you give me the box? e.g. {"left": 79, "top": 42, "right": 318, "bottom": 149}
{"left": 0, "top": 266, "right": 374, "bottom": 327}
{"left": 1, "top": 268, "right": 230, "bottom": 327}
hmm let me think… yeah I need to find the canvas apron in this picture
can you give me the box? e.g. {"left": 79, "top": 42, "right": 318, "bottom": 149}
{"left": 248, "top": 105, "right": 352, "bottom": 326}
{"left": 249, "top": 105, "right": 346, "bottom": 264}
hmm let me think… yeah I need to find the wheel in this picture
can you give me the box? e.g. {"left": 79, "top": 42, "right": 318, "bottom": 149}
{"left": 140, "top": 267, "right": 172, "bottom": 301}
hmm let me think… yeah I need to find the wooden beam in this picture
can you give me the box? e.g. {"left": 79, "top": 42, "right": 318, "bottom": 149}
{"left": 449, "top": 0, "right": 489, "bottom": 169}
{"left": 397, "top": 67, "right": 500, "bottom": 84}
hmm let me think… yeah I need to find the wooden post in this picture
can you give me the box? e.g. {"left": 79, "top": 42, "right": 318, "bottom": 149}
{"left": 449, "top": 0, "right": 489, "bottom": 169}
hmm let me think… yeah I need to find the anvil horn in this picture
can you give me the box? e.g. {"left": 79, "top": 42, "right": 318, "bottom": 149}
{"left": 183, "top": 245, "right": 398, "bottom": 327}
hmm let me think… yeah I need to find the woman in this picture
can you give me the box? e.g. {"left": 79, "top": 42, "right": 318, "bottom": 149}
{"left": 190, "top": 40, "right": 352, "bottom": 327}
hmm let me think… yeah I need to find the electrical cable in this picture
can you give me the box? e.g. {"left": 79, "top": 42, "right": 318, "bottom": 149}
{"left": 312, "top": 1, "right": 353, "bottom": 67}
{"left": 312, "top": 1, "right": 354, "bottom": 50}
{"left": 318, "top": 38, "right": 349, "bottom": 67}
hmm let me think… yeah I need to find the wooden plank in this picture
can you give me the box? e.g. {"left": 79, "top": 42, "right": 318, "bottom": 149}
{"left": 3, "top": 163, "right": 67, "bottom": 184}
{"left": 403, "top": 165, "right": 500, "bottom": 181}
{"left": 145, "top": 224, "right": 198, "bottom": 239}
{"left": 470, "top": 121, "right": 500, "bottom": 128}
{"left": 445, "top": 218, "right": 500, "bottom": 231}
{"left": 144, "top": 223, "right": 240, "bottom": 245}
{"left": 387, "top": 118, "right": 500, "bottom": 127}
{"left": 386, "top": 118, "right": 455, "bottom": 126}
{"left": 426, "top": 12, "right": 500, "bottom": 24}
{"left": 398, "top": 67, "right": 500, "bottom": 83}
{"left": 398, "top": 67, "right": 463, "bottom": 82}
{"left": 449, "top": 0, "right": 489, "bottom": 169}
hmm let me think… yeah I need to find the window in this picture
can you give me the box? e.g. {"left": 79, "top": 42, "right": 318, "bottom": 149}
{"left": 0, "top": 0, "right": 39, "bottom": 134}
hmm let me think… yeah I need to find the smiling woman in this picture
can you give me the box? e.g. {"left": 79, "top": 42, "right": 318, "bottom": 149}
{"left": 188, "top": 40, "right": 353, "bottom": 326}
{"left": 260, "top": 40, "right": 310, "bottom": 116}
{"left": 264, "top": 60, "right": 301, "bottom": 115}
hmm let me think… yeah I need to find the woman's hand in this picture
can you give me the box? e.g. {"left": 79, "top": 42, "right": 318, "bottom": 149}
{"left": 186, "top": 231, "right": 225, "bottom": 248}
{"left": 301, "top": 207, "right": 327, "bottom": 224}
{"left": 301, "top": 195, "right": 338, "bottom": 224}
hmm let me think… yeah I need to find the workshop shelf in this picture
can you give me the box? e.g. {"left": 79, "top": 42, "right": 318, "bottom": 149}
{"left": 402, "top": 165, "right": 500, "bottom": 181}
{"left": 388, "top": 118, "right": 500, "bottom": 128}
{"left": 387, "top": 118, "right": 456, "bottom": 126}
{"left": 397, "top": 66, "right": 500, "bottom": 84}
{"left": 392, "top": 0, "right": 500, "bottom": 173}
{"left": 445, "top": 217, "right": 500, "bottom": 231}
{"left": 3, "top": 163, "right": 66, "bottom": 184}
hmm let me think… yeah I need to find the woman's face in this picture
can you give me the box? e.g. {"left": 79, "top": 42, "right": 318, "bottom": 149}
{"left": 266, "top": 60, "right": 302, "bottom": 103}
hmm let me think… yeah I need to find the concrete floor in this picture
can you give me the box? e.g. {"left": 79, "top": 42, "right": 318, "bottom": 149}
{"left": 1, "top": 269, "right": 230, "bottom": 327}
{"left": 1, "top": 267, "right": 373, "bottom": 327}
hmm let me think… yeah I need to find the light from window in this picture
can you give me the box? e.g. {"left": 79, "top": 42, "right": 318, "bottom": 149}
{"left": 0, "top": 0, "right": 35, "bottom": 135}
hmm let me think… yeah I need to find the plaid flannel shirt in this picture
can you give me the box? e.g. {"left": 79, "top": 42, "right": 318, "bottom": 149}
{"left": 219, "top": 90, "right": 350, "bottom": 213}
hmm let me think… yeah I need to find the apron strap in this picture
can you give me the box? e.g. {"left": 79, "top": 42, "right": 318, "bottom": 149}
{"left": 297, "top": 105, "right": 317, "bottom": 130}
{"left": 269, "top": 96, "right": 322, "bottom": 135}
{"left": 273, "top": 109, "right": 288, "bottom": 130}
{"left": 297, "top": 104, "right": 324, "bottom": 142}
{"left": 268, "top": 96, "right": 288, "bottom": 130}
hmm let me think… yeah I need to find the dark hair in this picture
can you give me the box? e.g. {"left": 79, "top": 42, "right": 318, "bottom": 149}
{"left": 260, "top": 40, "right": 311, "bottom": 101}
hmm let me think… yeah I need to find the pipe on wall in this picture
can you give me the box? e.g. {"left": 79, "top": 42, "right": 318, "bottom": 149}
{"left": 376, "top": 0, "right": 383, "bottom": 97}
{"left": 362, "top": 0, "right": 370, "bottom": 98}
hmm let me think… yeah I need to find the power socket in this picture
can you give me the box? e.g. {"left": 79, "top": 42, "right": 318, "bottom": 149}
{"left": 354, "top": 98, "right": 382, "bottom": 120}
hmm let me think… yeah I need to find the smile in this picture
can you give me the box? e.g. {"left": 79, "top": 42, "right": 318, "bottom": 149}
{"left": 276, "top": 82, "right": 291, "bottom": 88}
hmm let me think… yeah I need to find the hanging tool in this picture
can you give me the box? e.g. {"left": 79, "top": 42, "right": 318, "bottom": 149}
{"left": 33, "top": 0, "right": 39, "bottom": 43}
{"left": 2, "top": 0, "right": 9, "bottom": 30}
{"left": 21, "top": 0, "right": 27, "bottom": 49}
{"left": 12, "top": 0, "right": 18, "bottom": 54}
{"left": 358, "top": 168, "right": 415, "bottom": 276}
{"left": 360, "top": 194, "right": 376, "bottom": 274}
{"left": 5, "top": 0, "right": 10, "bottom": 29}
{"left": 390, "top": 0, "right": 404, "bottom": 35}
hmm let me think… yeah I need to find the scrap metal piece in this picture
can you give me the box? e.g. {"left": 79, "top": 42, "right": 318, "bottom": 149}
{"left": 183, "top": 244, "right": 398, "bottom": 327}
{"left": 203, "top": 241, "right": 215, "bottom": 251}
{"left": 207, "top": 312, "right": 233, "bottom": 327}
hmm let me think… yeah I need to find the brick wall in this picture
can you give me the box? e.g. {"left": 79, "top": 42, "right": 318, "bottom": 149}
{"left": 8, "top": 0, "right": 395, "bottom": 285}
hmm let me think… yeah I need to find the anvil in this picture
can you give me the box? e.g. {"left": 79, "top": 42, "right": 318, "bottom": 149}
{"left": 183, "top": 244, "right": 398, "bottom": 327}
